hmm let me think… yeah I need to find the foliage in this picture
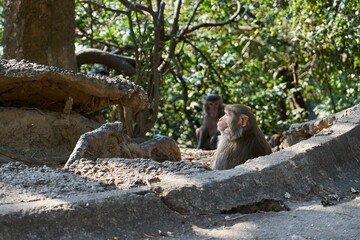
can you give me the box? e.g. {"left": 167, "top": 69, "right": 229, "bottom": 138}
{"left": 3, "top": 0, "right": 357, "bottom": 147}
{"left": 74, "top": 0, "right": 360, "bottom": 147}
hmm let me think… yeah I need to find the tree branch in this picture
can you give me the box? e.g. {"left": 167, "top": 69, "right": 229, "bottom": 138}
{"left": 76, "top": 48, "right": 136, "bottom": 77}
{"left": 180, "top": 0, "right": 241, "bottom": 38}
{"left": 141, "top": 2, "right": 163, "bottom": 135}
{"left": 78, "top": 0, "right": 129, "bottom": 14}
{"left": 170, "top": 57, "right": 197, "bottom": 144}
{"left": 168, "top": 0, "right": 182, "bottom": 59}
{"left": 184, "top": 40, "right": 229, "bottom": 100}
{"left": 119, "top": 0, "right": 152, "bottom": 14}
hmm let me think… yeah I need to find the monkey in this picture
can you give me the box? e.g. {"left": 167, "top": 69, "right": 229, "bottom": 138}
{"left": 211, "top": 104, "right": 272, "bottom": 170}
{"left": 268, "top": 133, "right": 283, "bottom": 151}
{"left": 197, "top": 94, "right": 225, "bottom": 150}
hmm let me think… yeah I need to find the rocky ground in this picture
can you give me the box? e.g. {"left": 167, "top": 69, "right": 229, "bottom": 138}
{"left": 0, "top": 149, "right": 211, "bottom": 205}
{"left": 1, "top": 148, "right": 359, "bottom": 240}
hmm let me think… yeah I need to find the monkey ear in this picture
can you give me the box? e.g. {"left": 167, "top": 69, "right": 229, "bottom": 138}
{"left": 238, "top": 114, "right": 249, "bottom": 128}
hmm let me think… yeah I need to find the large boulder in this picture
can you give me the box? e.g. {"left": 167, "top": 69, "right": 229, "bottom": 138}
{"left": 0, "top": 59, "right": 151, "bottom": 165}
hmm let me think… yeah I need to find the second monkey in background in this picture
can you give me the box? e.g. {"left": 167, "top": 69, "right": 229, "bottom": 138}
{"left": 196, "top": 94, "right": 224, "bottom": 150}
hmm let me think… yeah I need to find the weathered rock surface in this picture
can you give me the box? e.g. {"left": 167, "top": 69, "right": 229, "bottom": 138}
{"left": 0, "top": 107, "right": 181, "bottom": 166}
{"left": 280, "top": 106, "right": 354, "bottom": 147}
{"left": 65, "top": 121, "right": 182, "bottom": 168}
{"left": 0, "top": 59, "right": 148, "bottom": 113}
{"left": 0, "top": 104, "right": 359, "bottom": 239}
{"left": 0, "top": 107, "right": 101, "bottom": 165}
{"left": 156, "top": 104, "right": 360, "bottom": 214}
{"left": 0, "top": 59, "right": 162, "bottom": 166}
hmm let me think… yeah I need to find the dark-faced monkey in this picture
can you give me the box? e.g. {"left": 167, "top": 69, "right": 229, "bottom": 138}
{"left": 197, "top": 94, "right": 225, "bottom": 150}
{"left": 211, "top": 104, "right": 272, "bottom": 170}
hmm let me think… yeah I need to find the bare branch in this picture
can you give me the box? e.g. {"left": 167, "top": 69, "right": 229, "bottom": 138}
{"left": 180, "top": 0, "right": 242, "bottom": 37}
{"left": 127, "top": 12, "right": 142, "bottom": 85}
{"left": 170, "top": 57, "right": 197, "bottom": 144}
{"left": 78, "top": 0, "right": 128, "bottom": 14}
{"left": 119, "top": 0, "right": 152, "bottom": 14}
{"left": 144, "top": 0, "right": 165, "bottom": 133}
{"left": 184, "top": 40, "right": 228, "bottom": 100}
{"left": 180, "top": 0, "right": 203, "bottom": 37}
{"left": 168, "top": 0, "right": 182, "bottom": 59}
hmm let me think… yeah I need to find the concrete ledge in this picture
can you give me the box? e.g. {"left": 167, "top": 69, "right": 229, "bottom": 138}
{"left": 156, "top": 105, "right": 360, "bottom": 214}
{"left": 0, "top": 188, "right": 184, "bottom": 239}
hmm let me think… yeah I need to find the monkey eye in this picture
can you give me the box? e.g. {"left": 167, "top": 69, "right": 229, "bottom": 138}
{"left": 223, "top": 111, "right": 231, "bottom": 118}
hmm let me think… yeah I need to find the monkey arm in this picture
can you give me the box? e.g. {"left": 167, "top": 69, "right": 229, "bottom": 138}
{"left": 197, "top": 127, "right": 209, "bottom": 149}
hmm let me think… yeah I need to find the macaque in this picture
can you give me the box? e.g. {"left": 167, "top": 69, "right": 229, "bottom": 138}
{"left": 268, "top": 133, "right": 283, "bottom": 151}
{"left": 211, "top": 104, "right": 272, "bottom": 170}
{"left": 197, "top": 94, "right": 225, "bottom": 150}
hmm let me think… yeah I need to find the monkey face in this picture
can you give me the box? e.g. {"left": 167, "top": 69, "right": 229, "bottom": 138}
{"left": 217, "top": 109, "right": 246, "bottom": 139}
{"left": 217, "top": 110, "right": 229, "bottom": 132}
{"left": 206, "top": 101, "right": 220, "bottom": 118}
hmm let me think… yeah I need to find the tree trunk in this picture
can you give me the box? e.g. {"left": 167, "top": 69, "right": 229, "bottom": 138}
{"left": 3, "top": 0, "right": 77, "bottom": 71}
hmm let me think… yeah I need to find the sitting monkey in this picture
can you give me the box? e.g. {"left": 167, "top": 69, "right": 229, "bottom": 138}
{"left": 211, "top": 104, "right": 272, "bottom": 170}
{"left": 197, "top": 94, "right": 224, "bottom": 150}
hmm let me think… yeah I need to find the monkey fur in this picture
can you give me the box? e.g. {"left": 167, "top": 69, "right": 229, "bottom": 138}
{"left": 197, "top": 94, "right": 224, "bottom": 150}
{"left": 211, "top": 104, "right": 272, "bottom": 170}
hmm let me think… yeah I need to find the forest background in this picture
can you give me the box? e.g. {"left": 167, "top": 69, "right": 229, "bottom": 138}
{"left": 0, "top": 0, "right": 359, "bottom": 148}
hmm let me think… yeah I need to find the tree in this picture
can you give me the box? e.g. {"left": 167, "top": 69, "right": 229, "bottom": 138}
{"left": 74, "top": 0, "right": 359, "bottom": 147}
{"left": 2, "top": 0, "right": 359, "bottom": 148}
{"left": 1, "top": 0, "right": 242, "bottom": 144}
{"left": 3, "top": 0, "right": 77, "bottom": 70}
{"left": 75, "top": 0, "right": 242, "bottom": 143}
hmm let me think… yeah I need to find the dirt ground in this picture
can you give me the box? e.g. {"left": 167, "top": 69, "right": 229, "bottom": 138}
{"left": 0, "top": 149, "right": 211, "bottom": 205}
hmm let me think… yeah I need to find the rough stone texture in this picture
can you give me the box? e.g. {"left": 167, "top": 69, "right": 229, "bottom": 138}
{"left": 156, "top": 104, "right": 360, "bottom": 214}
{"left": 280, "top": 106, "right": 354, "bottom": 147}
{"left": 0, "top": 104, "right": 359, "bottom": 239}
{"left": 67, "top": 158, "right": 209, "bottom": 190}
{"left": 66, "top": 130, "right": 182, "bottom": 168}
{"left": 0, "top": 190, "right": 186, "bottom": 240}
{"left": 0, "top": 59, "right": 148, "bottom": 113}
{"left": 138, "top": 136, "right": 182, "bottom": 162}
{"left": 0, "top": 107, "right": 181, "bottom": 166}
{"left": 64, "top": 121, "right": 127, "bottom": 168}
{"left": 0, "top": 107, "right": 101, "bottom": 165}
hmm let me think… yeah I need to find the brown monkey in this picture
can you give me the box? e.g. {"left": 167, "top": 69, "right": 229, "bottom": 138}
{"left": 211, "top": 104, "right": 272, "bottom": 170}
{"left": 268, "top": 133, "right": 283, "bottom": 151}
{"left": 197, "top": 94, "right": 224, "bottom": 150}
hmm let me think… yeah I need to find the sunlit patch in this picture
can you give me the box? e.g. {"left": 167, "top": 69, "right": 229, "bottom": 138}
{"left": 192, "top": 221, "right": 258, "bottom": 239}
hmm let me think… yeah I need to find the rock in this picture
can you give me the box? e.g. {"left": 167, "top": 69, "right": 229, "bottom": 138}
{"left": 65, "top": 122, "right": 182, "bottom": 168}
{"left": 154, "top": 104, "right": 360, "bottom": 215}
{"left": 0, "top": 59, "right": 148, "bottom": 114}
{"left": 280, "top": 106, "right": 355, "bottom": 148}
{"left": 0, "top": 107, "right": 101, "bottom": 165}
{"left": 139, "top": 136, "right": 182, "bottom": 162}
